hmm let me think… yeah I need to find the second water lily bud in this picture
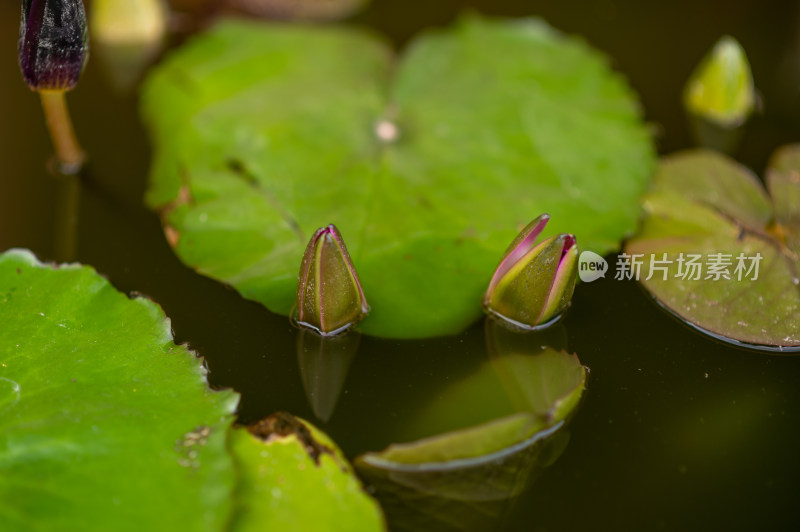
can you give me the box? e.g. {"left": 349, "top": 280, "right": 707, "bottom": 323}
{"left": 19, "top": 0, "right": 89, "bottom": 92}
{"left": 91, "top": 0, "right": 168, "bottom": 92}
{"left": 484, "top": 214, "right": 578, "bottom": 330}
{"left": 684, "top": 36, "right": 755, "bottom": 128}
{"left": 294, "top": 224, "right": 370, "bottom": 336}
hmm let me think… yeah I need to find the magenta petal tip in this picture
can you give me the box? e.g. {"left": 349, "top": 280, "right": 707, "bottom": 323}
{"left": 484, "top": 215, "right": 579, "bottom": 330}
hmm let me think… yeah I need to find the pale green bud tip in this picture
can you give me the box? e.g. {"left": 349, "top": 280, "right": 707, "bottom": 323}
{"left": 484, "top": 214, "right": 579, "bottom": 330}
{"left": 684, "top": 36, "right": 755, "bottom": 127}
{"left": 294, "top": 224, "right": 370, "bottom": 336}
{"left": 92, "top": 0, "right": 167, "bottom": 46}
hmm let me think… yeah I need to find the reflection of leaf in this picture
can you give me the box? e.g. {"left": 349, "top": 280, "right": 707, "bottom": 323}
{"left": 356, "top": 335, "right": 586, "bottom": 532}
{"left": 626, "top": 147, "right": 800, "bottom": 349}
{"left": 0, "top": 249, "right": 239, "bottom": 532}
{"left": 231, "top": 413, "right": 386, "bottom": 532}
{"left": 142, "top": 15, "right": 655, "bottom": 339}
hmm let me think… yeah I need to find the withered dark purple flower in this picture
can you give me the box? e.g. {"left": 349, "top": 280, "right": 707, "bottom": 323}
{"left": 294, "top": 224, "right": 370, "bottom": 336}
{"left": 18, "top": 0, "right": 89, "bottom": 92}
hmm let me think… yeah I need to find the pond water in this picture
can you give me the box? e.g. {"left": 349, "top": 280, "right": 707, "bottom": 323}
{"left": 2, "top": 0, "right": 799, "bottom": 530}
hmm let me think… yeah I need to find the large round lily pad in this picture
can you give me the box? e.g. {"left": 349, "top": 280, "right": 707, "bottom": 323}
{"left": 141, "top": 15, "right": 655, "bottom": 338}
{"left": 626, "top": 146, "right": 800, "bottom": 351}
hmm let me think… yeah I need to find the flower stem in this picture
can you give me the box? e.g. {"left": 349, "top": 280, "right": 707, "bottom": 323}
{"left": 39, "top": 90, "right": 85, "bottom": 175}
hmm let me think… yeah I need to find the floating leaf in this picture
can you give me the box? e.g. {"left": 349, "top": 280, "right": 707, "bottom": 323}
{"left": 230, "top": 413, "right": 386, "bottom": 531}
{"left": 0, "top": 250, "right": 386, "bottom": 531}
{"left": 0, "top": 249, "right": 239, "bottom": 531}
{"left": 142, "top": 15, "right": 655, "bottom": 338}
{"left": 625, "top": 146, "right": 800, "bottom": 350}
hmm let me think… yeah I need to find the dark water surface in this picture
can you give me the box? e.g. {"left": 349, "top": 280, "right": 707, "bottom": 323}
{"left": 2, "top": 1, "right": 800, "bottom": 530}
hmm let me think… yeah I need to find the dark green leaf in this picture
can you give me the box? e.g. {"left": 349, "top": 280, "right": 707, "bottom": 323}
{"left": 626, "top": 147, "right": 800, "bottom": 350}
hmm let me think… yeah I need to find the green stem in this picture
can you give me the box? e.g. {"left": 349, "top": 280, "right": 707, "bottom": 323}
{"left": 39, "top": 90, "right": 85, "bottom": 175}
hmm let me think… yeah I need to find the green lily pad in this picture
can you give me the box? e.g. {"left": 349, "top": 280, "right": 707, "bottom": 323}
{"left": 0, "top": 249, "right": 239, "bottom": 531}
{"left": 230, "top": 413, "right": 386, "bottom": 531}
{"left": 142, "top": 15, "right": 655, "bottom": 338}
{"left": 0, "top": 250, "right": 385, "bottom": 531}
{"left": 625, "top": 146, "right": 800, "bottom": 350}
{"left": 355, "top": 331, "right": 585, "bottom": 531}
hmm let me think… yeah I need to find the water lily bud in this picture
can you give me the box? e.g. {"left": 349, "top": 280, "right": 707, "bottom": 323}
{"left": 91, "top": 0, "right": 167, "bottom": 92}
{"left": 684, "top": 36, "right": 755, "bottom": 127}
{"left": 294, "top": 224, "right": 370, "bottom": 335}
{"left": 484, "top": 214, "right": 578, "bottom": 330}
{"left": 92, "top": 0, "right": 167, "bottom": 46}
{"left": 18, "top": 0, "right": 89, "bottom": 92}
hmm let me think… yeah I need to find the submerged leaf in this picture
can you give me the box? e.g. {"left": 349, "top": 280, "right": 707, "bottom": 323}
{"left": 626, "top": 147, "right": 800, "bottom": 350}
{"left": 355, "top": 329, "right": 585, "bottom": 531}
{"left": 356, "top": 414, "right": 568, "bottom": 532}
{"left": 486, "top": 320, "right": 585, "bottom": 420}
{"left": 142, "top": 15, "right": 655, "bottom": 338}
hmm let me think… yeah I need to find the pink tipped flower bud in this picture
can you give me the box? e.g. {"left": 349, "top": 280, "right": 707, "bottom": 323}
{"left": 484, "top": 214, "right": 578, "bottom": 330}
{"left": 294, "top": 224, "right": 370, "bottom": 336}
